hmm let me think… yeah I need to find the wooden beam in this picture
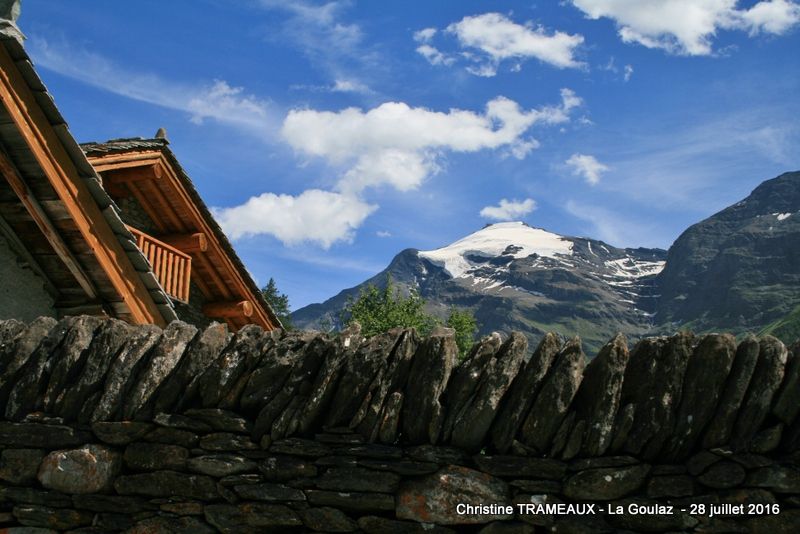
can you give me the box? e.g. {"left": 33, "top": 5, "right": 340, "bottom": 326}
{"left": 203, "top": 300, "right": 253, "bottom": 319}
{"left": 125, "top": 181, "right": 167, "bottom": 233}
{"left": 104, "top": 164, "right": 162, "bottom": 183}
{"left": 195, "top": 251, "right": 233, "bottom": 300}
{"left": 0, "top": 46, "right": 167, "bottom": 326}
{"left": 139, "top": 176, "right": 187, "bottom": 232}
{"left": 90, "top": 153, "right": 162, "bottom": 174}
{"left": 0, "top": 150, "right": 98, "bottom": 299}
{"left": 160, "top": 232, "right": 207, "bottom": 253}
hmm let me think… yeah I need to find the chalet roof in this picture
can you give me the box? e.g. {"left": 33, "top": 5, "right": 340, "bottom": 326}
{"left": 81, "top": 137, "right": 282, "bottom": 330}
{"left": 0, "top": 25, "right": 178, "bottom": 323}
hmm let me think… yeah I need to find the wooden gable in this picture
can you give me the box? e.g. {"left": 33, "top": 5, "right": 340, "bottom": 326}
{"left": 83, "top": 140, "right": 281, "bottom": 332}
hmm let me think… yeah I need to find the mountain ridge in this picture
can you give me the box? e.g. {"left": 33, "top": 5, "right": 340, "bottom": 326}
{"left": 293, "top": 222, "right": 668, "bottom": 354}
{"left": 293, "top": 171, "right": 800, "bottom": 354}
{"left": 655, "top": 171, "right": 800, "bottom": 333}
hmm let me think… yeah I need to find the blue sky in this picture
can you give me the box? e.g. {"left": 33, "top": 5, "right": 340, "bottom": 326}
{"left": 20, "top": 0, "right": 800, "bottom": 309}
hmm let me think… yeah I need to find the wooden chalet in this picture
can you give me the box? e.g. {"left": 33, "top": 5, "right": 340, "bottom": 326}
{"left": 82, "top": 137, "right": 281, "bottom": 332}
{"left": 0, "top": 11, "right": 279, "bottom": 332}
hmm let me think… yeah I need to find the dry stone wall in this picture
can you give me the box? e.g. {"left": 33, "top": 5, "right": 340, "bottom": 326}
{"left": 0, "top": 316, "right": 799, "bottom": 532}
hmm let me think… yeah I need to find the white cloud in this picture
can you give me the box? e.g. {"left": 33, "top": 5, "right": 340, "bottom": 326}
{"left": 213, "top": 190, "right": 376, "bottom": 248}
{"left": 282, "top": 89, "right": 582, "bottom": 194}
{"left": 258, "top": 0, "right": 375, "bottom": 92}
{"left": 290, "top": 79, "right": 373, "bottom": 94}
{"left": 739, "top": 0, "right": 800, "bottom": 34}
{"left": 331, "top": 79, "right": 373, "bottom": 94}
{"left": 376, "top": 230, "right": 392, "bottom": 238}
{"left": 416, "top": 44, "right": 455, "bottom": 66}
{"left": 29, "top": 36, "right": 274, "bottom": 137}
{"left": 413, "top": 27, "right": 437, "bottom": 43}
{"left": 186, "top": 81, "right": 271, "bottom": 129}
{"left": 480, "top": 198, "right": 537, "bottom": 221}
{"left": 260, "top": 0, "right": 363, "bottom": 52}
{"left": 599, "top": 56, "right": 633, "bottom": 82}
{"left": 507, "top": 138, "right": 541, "bottom": 159}
{"left": 231, "top": 90, "right": 580, "bottom": 247}
{"left": 559, "top": 88, "right": 583, "bottom": 113}
{"left": 566, "top": 153, "right": 609, "bottom": 185}
{"left": 572, "top": 0, "right": 800, "bottom": 56}
{"left": 448, "top": 13, "right": 585, "bottom": 69}
{"left": 341, "top": 149, "right": 438, "bottom": 193}
{"left": 623, "top": 64, "right": 634, "bottom": 82}
{"left": 414, "top": 13, "right": 584, "bottom": 75}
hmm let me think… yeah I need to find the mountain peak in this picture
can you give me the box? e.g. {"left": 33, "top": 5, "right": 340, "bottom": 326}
{"left": 419, "top": 221, "right": 573, "bottom": 278}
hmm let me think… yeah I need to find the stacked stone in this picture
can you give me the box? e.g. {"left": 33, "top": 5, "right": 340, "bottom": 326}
{"left": 1, "top": 419, "right": 799, "bottom": 532}
{"left": 0, "top": 316, "right": 799, "bottom": 532}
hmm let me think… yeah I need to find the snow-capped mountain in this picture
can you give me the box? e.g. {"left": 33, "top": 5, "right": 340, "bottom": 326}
{"left": 418, "top": 222, "right": 663, "bottom": 308}
{"left": 293, "top": 221, "right": 667, "bottom": 354}
{"left": 418, "top": 223, "right": 575, "bottom": 279}
{"left": 292, "top": 171, "right": 800, "bottom": 354}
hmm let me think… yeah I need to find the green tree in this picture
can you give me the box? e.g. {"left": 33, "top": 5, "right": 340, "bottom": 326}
{"left": 261, "top": 277, "right": 293, "bottom": 330}
{"left": 340, "top": 275, "right": 436, "bottom": 337}
{"left": 341, "top": 276, "right": 477, "bottom": 358}
{"left": 446, "top": 307, "right": 478, "bottom": 358}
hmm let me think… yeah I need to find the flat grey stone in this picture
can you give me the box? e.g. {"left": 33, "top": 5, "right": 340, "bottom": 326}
{"left": 402, "top": 328, "right": 458, "bottom": 444}
{"left": 397, "top": 465, "right": 510, "bottom": 525}
{"left": 37, "top": 444, "right": 120, "bottom": 494}
{"left": 520, "top": 338, "right": 585, "bottom": 453}
{"left": 186, "top": 454, "right": 258, "bottom": 477}
{"left": 124, "top": 442, "right": 188, "bottom": 471}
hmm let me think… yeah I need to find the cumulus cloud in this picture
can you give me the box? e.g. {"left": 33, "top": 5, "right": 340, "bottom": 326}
{"left": 571, "top": 0, "right": 800, "bottom": 55}
{"left": 213, "top": 190, "right": 376, "bottom": 248}
{"left": 282, "top": 89, "right": 582, "bottom": 194}
{"left": 448, "top": 13, "right": 585, "bottom": 70}
{"left": 480, "top": 198, "right": 538, "bottom": 221}
{"left": 566, "top": 153, "right": 609, "bottom": 185}
{"left": 218, "top": 90, "right": 580, "bottom": 248}
{"left": 739, "top": 0, "right": 800, "bottom": 34}
{"left": 415, "top": 12, "right": 584, "bottom": 75}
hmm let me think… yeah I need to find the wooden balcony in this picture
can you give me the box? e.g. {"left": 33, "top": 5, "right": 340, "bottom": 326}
{"left": 128, "top": 226, "right": 191, "bottom": 302}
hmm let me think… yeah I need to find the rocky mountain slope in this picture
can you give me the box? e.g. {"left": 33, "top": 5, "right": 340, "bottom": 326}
{"left": 293, "top": 222, "right": 666, "bottom": 354}
{"left": 655, "top": 171, "right": 800, "bottom": 334}
{"left": 294, "top": 171, "right": 800, "bottom": 355}
{"left": 761, "top": 304, "right": 800, "bottom": 346}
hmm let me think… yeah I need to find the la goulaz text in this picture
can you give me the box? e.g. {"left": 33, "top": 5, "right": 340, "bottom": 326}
{"left": 456, "top": 502, "right": 782, "bottom": 518}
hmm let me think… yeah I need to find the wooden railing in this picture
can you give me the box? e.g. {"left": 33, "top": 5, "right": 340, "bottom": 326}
{"left": 128, "top": 226, "right": 191, "bottom": 303}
